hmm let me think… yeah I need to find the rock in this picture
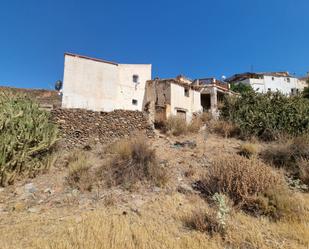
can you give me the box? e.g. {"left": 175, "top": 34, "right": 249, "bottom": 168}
{"left": 153, "top": 187, "right": 161, "bottom": 193}
{"left": 72, "top": 189, "right": 80, "bottom": 197}
{"left": 177, "top": 184, "right": 193, "bottom": 194}
{"left": 13, "top": 202, "right": 26, "bottom": 212}
{"left": 24, "top": 183, "right": 37, "bottom": 194}
{"left": 44, "top": 188, "right": 53, "bottom": 195}
{"left": 28, "top": 207, "right": 40, "bottom": 213}
{"left": 172, "top": 140, "right": 197, "bottom": 149}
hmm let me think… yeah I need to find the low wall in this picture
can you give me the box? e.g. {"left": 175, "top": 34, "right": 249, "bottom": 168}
{"left": 51, "top": 108, "right": 154, "bottom": 148}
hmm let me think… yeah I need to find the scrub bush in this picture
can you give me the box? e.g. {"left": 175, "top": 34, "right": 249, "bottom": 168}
{"left": 221, "top": 91, "right": 309, "bottom": 140}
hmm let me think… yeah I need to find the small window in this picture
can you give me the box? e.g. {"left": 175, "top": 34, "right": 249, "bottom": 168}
{"left": 268, "top": 88, "right": 271, "bottom": 92}
{"left": 132, "top": 99, "right": 138, "bottom": 105}
{"left": 287, "top": 77, "right": 290, "bottom": 83}
{"left": 272, "top": 77, "right": 275, "bottom": 81}
{"left": 133, "top": 75, "right": 139, "bottom": 83}
{"left": 184, "top": 88, "right": 190, "bottom": 97}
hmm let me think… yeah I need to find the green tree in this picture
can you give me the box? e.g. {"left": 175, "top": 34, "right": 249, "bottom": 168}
{"left": 230, "top": 82, "right": 253, "bottom": 94}
{"left": 303, "top": 79, "right": 309, "bottom": 99}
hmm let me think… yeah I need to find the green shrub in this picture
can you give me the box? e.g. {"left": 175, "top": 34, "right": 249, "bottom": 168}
{"left": 221, "top": 91, "right": 309, "bottom": 140}
{"left": 0, "top": 91, "right": 58, "bottom": 186}
{"left": 230, "top": 82, "right": 253, "bottom": 94}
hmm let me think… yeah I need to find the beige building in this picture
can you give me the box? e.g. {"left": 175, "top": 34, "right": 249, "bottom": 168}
{"left": 145, "top": 76, "right": 202, "bottom": 124}
{"left": 62, "top": 53, "right": 151, "bottom": 112}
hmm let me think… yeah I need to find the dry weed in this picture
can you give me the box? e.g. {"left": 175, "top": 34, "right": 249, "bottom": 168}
{"left": 196, "top": 155, "right": 282, "bottom": 205}
{"left": 298, "top": 158, "right": 309, "bottom": 185}
{"left": 238, "top": 143, "right": 258, "bottom": 158}
{"left": 165, "top": 115, "right": 188, "bottom": 136}
{"left": 209, "top": 120, "right": 240, "bottom": 138}
{"left": 102, "top": 136, "right": 168, "bottom": 188}
{"left": 184, "top": 209, "right": 225, "bottom": 236}
{"left": 66, "top": 151, "right": 94, "bottom": 192}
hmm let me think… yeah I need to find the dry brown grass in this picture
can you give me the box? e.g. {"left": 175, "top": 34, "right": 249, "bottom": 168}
{"left": 66, "top": 150, "right": 94, "bottom": 192}
{"left": 1, "top": 192, "right": 309, "bottom": 249}
{"left": 238, "top": 143, "right": 258, "bottom": 158}
{"left": 187, "top": 117, "right": 203, "bottom": 133}
{"left": 199, "top": 112, "right": 213, "bottom": 123}
{"left": 209, "top": 120, "right": 240, "bottom": 138}
{"left": 184, "top": 209, "right": 225, "bottom": 236}
{"left": 165, "top": 115, "right": 188, "bottom": 136}
{"left": 298, "top": 158, "right": 309, "bottom": 185}
{"left": 261, "top": 135, "right": 309, "bottom": 166}
{"left": 196, "top": 155, "right": 282, "bottom": 205}
{"left": 165, "top": 115, "right": 203, "bottom": 136}
{"left": 102, "top": 136, "right": 168, "bottom": 188}
{"left": 195, "top": 155, "right": 306, "bottom": 220}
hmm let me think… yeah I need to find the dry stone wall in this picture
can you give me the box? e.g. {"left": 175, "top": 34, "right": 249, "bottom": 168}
{"left": 51, "top": 108, "right": 154, "bottom": 148}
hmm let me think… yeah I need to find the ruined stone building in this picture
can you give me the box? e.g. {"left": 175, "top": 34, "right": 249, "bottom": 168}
{"left": 192, "top": 78, "right": 232, "bottom": 117}
{"left": 62, "top": 53, "right": 151, "bottom": 112}
{"left": 145, "top": 76, "right": 202, "bottom": 123}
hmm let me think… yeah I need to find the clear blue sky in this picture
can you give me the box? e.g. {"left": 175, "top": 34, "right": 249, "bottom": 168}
{"left": 0, "top": 0, "right": 308, "bottom": 89}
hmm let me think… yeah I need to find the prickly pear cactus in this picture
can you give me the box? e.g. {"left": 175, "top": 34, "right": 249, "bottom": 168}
{"left": 0, "top": 90, "right": 58, "bottom": 186}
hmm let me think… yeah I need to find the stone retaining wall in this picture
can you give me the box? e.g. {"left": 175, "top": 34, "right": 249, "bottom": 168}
{"left": 51, "top": 108, "right": 154, "bottom": 148}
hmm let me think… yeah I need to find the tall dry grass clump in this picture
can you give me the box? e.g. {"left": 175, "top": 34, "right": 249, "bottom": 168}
{"left": 164, "top": 115, "right": 204, "bottom": 136}
{"left": 195, "top": 155, "right": 303, "bottom": 220}
{"left": 209, "top": 120, "right": 240, "bottom": 138}
{"left": 66, "top": 150, "right": 94, "bottom": 192}
{"left": 261, "top": 135, "right": 309, "bottom": 179}
{"left": 0, "top": 90, "right": 58, "bottom": 186}
{"left": 165, "top": 115, "right": 188, "bottom": 136}
{"left": 103, "top": 136, "right": 167, "bottom": 188}
{"left": 238, "top": 143, "right": 258, "bottom": 158}
{"left": 197, "top": 155, "right": 281, "bottom": 205}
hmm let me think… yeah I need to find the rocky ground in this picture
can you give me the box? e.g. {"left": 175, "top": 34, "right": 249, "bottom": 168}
{"left": 1, "top": 131, "right": 308, "bottom": 249}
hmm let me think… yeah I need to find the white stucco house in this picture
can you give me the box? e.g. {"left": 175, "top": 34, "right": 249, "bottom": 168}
{"left": 145, "top": 76, "right": 202, "bottom": 123}
{"left": 226, "top": 72, "right": 307, "bottom": 95}
{"left": 62, "top": 53, "right": 152, "bottom": 112}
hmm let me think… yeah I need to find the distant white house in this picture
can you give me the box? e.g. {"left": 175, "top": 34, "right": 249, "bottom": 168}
{"left": 62, "top": 53, "right": 151, "bottom": 112}
{"left": 226, "top": 72, "right": 307, "bottom": 95}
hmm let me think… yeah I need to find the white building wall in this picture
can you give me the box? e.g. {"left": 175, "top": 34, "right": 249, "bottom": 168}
{"left": 62, "top": 55, "right": 119, "bottom": 111}
{"left": 118, "top": 64, "right": 151, "bottom": 111}
{"left": 263, "top": 76, "right": 300, "bottom": 94}
{"left": 239, "top": 76, "right": 306, "bottom": 95}
{"left": 170, "top": 83, "right": 202, "bottom": 122}
{"left": 62, "top": 54, "right": 151, "bottom": 112}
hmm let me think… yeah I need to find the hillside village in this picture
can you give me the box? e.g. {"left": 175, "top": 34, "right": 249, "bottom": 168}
{"left": 0, "top": 53, "right": 309, "bottom": 249}
{"left": 61, "top": 53, "right": 308, "bottom": 121}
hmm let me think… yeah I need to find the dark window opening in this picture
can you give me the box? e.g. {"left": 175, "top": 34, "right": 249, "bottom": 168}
{"left": 287, "top": 77, "right": 290, "bottom": 83}
{"left": 133, "top": 75, "right": 139, "bottom": 83}
{"left": 132, "top": 99, "right": 138, "bottom": 105}
{"left": 184, "top": 88, "right": 190, "bottom": 97}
